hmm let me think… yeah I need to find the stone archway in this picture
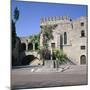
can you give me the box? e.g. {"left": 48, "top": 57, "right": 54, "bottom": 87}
{"left": 28, "top": 43, "right": 33, "bottom": 50}
{"left": 80, "top": 55, "right": 86, "bottom": 64}
{"left": 35, "top": 43, "right": 38, "bottom": 50}
{"left": 21, "top": 43, "right": 26, "bottom": 51}
{"left": 22, "top": 55, "right": 36, "bottom": 65}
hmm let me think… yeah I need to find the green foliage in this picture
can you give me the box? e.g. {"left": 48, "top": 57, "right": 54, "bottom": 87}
{"left": 29, "top": 34, "right": 40, "bottom": 43}
{"left": 14, "top": 7, "right": 19, "bottom": 23}
{"left": 41, "top": 25, "right": 53, "bottom": 48}
{"left": 37, "top": 48, "right": 45, "bottom": 59}
{"left": 29, "top": 34, "right": 40, "bottom": 50}
{"left": 12, "top": 20, "right": 16, "bottom": 49}
{"left": 53, "top": 49, "right": 67, "bottom": 64}
{"left": 44, "top": 25, "right": 53, "bottom": 41}
{"left": 37, "top": 47, "right": 51, "bottom": 60}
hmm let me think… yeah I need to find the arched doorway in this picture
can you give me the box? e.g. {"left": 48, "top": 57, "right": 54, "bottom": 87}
{"left": 28, "top": 43, "right": 33, "bottom": 50}
{"left": 21, "top": 43, "right": 26, "bottom": 51}
{"left": 35, "top": 43, "right": 38, "bottom": 50}
{"left": 22, "top": 55, "right": 36, "bottom": 65}
{"left": 80, "top": 55, "right": 86, "bottom": 64}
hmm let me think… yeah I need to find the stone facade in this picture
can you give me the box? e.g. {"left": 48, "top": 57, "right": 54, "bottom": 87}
{"left": 40, "top": 16, "right": 88, "bottom": 65}
{"left": 19, "top": 37, "right": 42, "bottom": 65}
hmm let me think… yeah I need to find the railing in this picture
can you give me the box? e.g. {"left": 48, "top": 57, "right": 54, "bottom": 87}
{"left": 66, "top": 56, "right": 77, "bottom": 65}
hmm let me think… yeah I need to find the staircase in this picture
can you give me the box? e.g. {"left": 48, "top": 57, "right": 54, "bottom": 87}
{"left": 65, "top": 57, "right": 76, "bottom": 65}
{"left": 44, "top": 60, "right": 54, "bottom": 68}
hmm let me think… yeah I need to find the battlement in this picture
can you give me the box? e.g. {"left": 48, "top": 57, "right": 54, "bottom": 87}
{"left": 40, "top": 16, "right": 72, "bottom": 24}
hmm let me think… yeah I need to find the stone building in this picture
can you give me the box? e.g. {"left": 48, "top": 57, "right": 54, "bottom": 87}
{"left": 40, "top": 16, "right": 88, "bottom": 65}
{"left": 19, "top": 37, "right": 42, "bottom": 65}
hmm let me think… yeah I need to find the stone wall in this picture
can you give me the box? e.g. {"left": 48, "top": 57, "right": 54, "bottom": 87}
{"left": 40, "top": 16, "right": 88, "bottom": 65}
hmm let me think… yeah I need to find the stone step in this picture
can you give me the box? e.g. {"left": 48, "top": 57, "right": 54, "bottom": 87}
{"left": 44, "top": 60, "right": 54, "bottom": 68}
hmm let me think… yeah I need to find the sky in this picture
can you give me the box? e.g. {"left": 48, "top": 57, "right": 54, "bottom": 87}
{"left": 12, "top": 0, "right": 87, "bottom": 37}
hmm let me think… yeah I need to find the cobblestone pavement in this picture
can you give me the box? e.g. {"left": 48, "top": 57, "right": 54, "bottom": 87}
{"left": 11, "top": 65, "right": 88, "bottom": 89}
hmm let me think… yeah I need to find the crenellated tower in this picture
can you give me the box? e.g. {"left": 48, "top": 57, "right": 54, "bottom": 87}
{"left": 40, "top": 16, "right": 72, "bottom": 25}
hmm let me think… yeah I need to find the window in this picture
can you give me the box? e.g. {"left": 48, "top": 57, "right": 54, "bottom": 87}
{"left": 60, "top": 35, "right": 63, "bottom": 50}
{"left": 81, "top": 22, "right": 84, "bottom": 26}
{"left": 64, "top": 32, "right": 67, "bottom": 44}
{"left": 81, "top": 30, "right": 85, "bottom": 37}
{"left": 51, "top": 43, "right": 55, "bottom": 48}
{"left": 81, "top": 46, "right": 85, "bottom": 50}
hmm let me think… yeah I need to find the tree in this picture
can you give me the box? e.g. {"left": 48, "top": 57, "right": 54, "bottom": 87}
{"left": 12, "top": 7, "right": 20, "bottom": 49}
{"left": 29, "top": 34, "right": 40, "bottom": 50}
{"left": 14, "top": 7, "right": 19, "bottom": 23}
{"left": 39, "top": 25, "right": 54, "bottom": 63}
{"left": 41, "top": 25, "right": 53, "bottom": 48}
{"left": 12, "top": 20, "right": 16, "bottom": 49}
{"left": 12, "top": 7, "right": 22, "bottom": 66}
{"left": 37, "top": 47, "right": 51, "bottom": 65}
{"left": 30, "top": 35, "right": 40, "bottom": 43}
